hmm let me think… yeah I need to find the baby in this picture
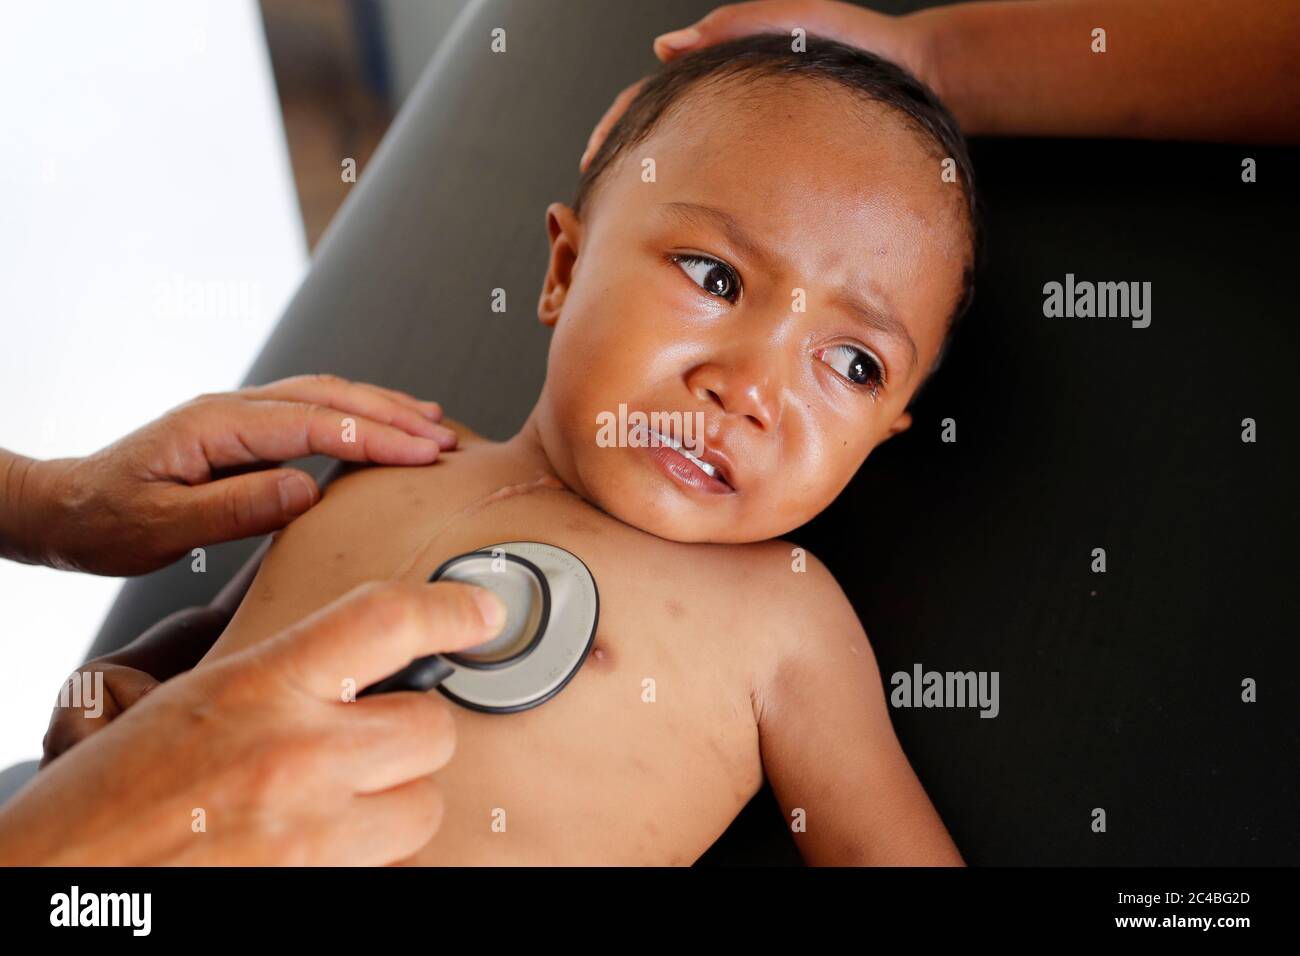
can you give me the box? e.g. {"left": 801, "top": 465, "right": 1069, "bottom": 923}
{"left": 201, "top": 33, "right": 978, "bottom": 865}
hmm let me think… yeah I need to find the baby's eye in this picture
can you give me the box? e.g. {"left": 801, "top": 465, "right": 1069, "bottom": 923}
{"left": 671, "top": 254, "right": 740, "bottom": 303}
{"left": 818, "top": 344, "right": 885, "bottom": 394}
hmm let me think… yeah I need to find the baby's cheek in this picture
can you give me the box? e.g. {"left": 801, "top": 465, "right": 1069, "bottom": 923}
{"left": 554, "top": 333, "right": 629, "bottom": 411}
{"left": 769, "top": 466, "right": 847, "bottom": 528}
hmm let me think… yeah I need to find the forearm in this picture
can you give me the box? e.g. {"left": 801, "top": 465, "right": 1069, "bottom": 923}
{"left": 914, "top": 0, "right": 1300, "bottom": 143}
{"left": 0, "top": 450, "right": 76, "bottom": 568}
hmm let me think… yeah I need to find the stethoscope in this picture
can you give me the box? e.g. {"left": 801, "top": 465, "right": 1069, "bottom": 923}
{"left": 359, "top": 541, "right": 600, "bottom": 713}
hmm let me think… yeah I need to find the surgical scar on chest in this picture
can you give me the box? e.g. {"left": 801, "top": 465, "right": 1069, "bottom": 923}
{"left": 463, "top": 473, "right": 571, "bottom": 514}
{"left": 380, "top": 473, "right": 625, "bottom": 675}
{"left": 392, "top": 473, "right": 580, "bottom": 580}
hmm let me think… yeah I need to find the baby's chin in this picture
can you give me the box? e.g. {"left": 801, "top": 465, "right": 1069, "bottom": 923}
{"left": 547, "top": 427, "right": 801, "bottom": 542}
{"left": 576, "top": 466, "right": 778, "bottom": 545}
{"left": 602, "top": 501, "right": 764, "bottom": 544}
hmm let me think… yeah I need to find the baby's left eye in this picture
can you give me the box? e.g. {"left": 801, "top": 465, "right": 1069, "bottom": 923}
{"left": 818, "top": 344, "right": 885, "bottom": 394}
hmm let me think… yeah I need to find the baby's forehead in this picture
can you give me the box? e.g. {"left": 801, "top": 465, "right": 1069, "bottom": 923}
{"left": 656, "top": 73, "right": 935, "bottom": 161}
{"left": 631, "top": 76, "right": 954, "bottom": 222}
{"left": 626, "top": 75, "right": 963, "bottom": 245}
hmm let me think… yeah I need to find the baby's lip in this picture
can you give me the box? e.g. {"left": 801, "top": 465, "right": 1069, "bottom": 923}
{"left": 634, "top": 420, "right": 739, "bottom": 492}
{"left": 695, "top": 444, "right": 736, "bottom": 491}
{"left": 661, "top": 424, "right": 739, "bottom": 492}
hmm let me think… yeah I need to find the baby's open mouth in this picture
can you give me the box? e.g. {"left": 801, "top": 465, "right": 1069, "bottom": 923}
{"left": 634, "top": 423, "right": 735, "bottom": 493}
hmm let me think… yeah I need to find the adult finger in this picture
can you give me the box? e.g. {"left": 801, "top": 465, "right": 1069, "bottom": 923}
{"left": 254, "top": 580, "right": 508, "bottom": 701}
{"left": 580, "top": 79, "right": 645, "bottom": 172}
{"left": 350, "top": 381, "right": 445, "bottom": 422}
{"left": 38, "top": 665, "right": 156, "bottom": 766}
{"left": 190, "top": 398, "right": 447, "bottom": 469}
{"left": 41, "top": 705, "right": 108, "bottom": 768}
{"left": 653, "top": 1, "right": 845, "bottom": 62}
{"left": 336, "top": 776, "right": 445, "bottom": 866}
{"left": 331, "top": 691, "right": 459, "bottom": 793}
{"left": 241, "top": 375, "right": 454, "bottom": 445}
{"left": 154, "top": 465, "right": 320, "bottom": 548}
{"left": 653, "top": 3, "right": 773, "bottom": 61}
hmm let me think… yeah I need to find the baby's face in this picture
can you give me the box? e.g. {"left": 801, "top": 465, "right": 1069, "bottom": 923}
{"left": 534, "top": 77, "right": 968, "bottom": 543}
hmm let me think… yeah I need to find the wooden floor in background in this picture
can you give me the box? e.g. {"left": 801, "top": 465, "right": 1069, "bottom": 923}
{"left": 260, "top": 0, "right": 393, "bottom": 251}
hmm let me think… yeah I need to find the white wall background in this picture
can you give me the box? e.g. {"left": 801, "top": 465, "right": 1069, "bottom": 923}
{"left": 0, "top": 0, "right": 307, "bottom": 770}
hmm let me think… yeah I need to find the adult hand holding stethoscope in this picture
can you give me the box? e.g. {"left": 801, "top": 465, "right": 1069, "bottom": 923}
{"left": 0, "top": 579, "right": 506, "bottom": 865}
{"left": 0, "top": 374, "right": 505, "bottom": 865}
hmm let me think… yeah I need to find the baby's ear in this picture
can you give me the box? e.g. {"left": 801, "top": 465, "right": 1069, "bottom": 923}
{"left": 538, "top": 202, "right": 582, "bottom": 328}
{"left": 885, "top": 410, "right": 912, "bottom": 440}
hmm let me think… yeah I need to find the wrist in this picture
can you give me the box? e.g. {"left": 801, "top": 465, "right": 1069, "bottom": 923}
{"left": 0, "top": 453, "right": 79, "bottom": 569}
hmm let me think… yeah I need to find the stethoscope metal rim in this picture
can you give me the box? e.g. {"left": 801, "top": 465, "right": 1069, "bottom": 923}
{"left": 433, "top": 551, "right": 552, "bottom": 671}
{"left": 431, "top": 540, "right": 600, "bottom": 715}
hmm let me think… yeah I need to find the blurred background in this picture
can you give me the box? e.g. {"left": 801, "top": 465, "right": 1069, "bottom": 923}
{"left": 261, "top": 0, "right": 472, "bottom": 246}
{"left": 0, "top": 0, "right": 471, "bottom": 769}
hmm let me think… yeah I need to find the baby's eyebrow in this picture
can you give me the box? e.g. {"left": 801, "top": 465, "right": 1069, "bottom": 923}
{"left": 658, "top": 200, "right": 918, "bottom": 375}
{"left": 658, "top": 200, "right": 776, "bottom": 273}
{"left": 834, "top": 290, "right": 918, "bottom": 374}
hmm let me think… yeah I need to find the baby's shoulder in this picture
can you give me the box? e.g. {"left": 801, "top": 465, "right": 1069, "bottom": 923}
{"left": 728, "top": 537, "right": 845, "bottom": 593}
{"left": 438, "top": 414, "right": 486, "bottom": 443}
{"left": 679, "top": 538, "right": 855, "bottom": 636}
{"left": 702, "top": 540, "right": 872, "bottom": 704}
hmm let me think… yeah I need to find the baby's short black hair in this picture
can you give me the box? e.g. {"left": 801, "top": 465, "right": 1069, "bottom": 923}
{"left": 575, "top": 33, "right": 980, "bottom": 381}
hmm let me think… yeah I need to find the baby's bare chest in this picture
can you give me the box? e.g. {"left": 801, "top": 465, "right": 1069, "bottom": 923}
{"left": 234, "top": 459, "right": 778, "bottom": 860}
{"left": 332, "top": 467, "right": 769, "bottom": 859}
{"left": 308, "top": 462, "right": 766, "bottom": 734}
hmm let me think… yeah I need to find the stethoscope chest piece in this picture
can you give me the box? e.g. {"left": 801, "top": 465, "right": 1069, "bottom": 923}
{"left": 362, "top": 541, "right": 599, "bottom": 713}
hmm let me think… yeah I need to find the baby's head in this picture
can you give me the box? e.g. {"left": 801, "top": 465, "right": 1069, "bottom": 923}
{"left": 531, "top": 34, "right": 977, "bottom": 543}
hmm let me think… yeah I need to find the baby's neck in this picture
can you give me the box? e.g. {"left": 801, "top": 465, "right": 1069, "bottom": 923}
{"left": 492, "top": 411, "right": 565, "bottom": 489}
{"left": 486, "top": 410, "right": 613, "bottom": 521}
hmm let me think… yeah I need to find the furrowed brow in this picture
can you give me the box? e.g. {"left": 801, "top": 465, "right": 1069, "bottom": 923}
{"left": 661, "top": 200, "right": 919, "bottom": 375}
{"left": 837, "top": 291, "right": 918, "bottom": 375}
{"left": 658, "top": 201, "right": 776, "bottom": 272}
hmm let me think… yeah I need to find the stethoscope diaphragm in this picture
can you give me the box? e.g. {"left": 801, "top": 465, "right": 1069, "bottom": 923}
{"left": 360, "top": 541, "right": 599, "bottom": 713}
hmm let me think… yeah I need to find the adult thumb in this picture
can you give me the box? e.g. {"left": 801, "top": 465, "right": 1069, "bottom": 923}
{"left": 254, "top": 580, "right": 508, "bottom": 700}
{"left": 162, "top": 467, "right": 320, "bottom": 550}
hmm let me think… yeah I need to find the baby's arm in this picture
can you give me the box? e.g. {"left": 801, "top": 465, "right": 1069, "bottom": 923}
{"left": 754, "top": 553, "right": 963, "bottom": 866}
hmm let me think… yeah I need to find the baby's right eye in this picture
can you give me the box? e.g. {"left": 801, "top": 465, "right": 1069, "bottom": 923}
{"left": 671, "top": 254, "right": 741, "bottom": 304}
